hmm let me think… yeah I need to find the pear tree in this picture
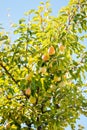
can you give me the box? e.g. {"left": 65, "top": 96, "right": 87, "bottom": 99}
{"left": 0, "top": 0, "right": 87, "bottom": 130}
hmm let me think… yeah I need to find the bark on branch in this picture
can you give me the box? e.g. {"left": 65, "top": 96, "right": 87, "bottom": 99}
{"left": 0, "top": 61, "right": 18, "bottom": 85}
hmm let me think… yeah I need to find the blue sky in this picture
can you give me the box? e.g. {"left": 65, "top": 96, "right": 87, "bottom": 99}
{"left": 0, "top": 0, "right": 87, "bottom": 129}
{"left": 0, "top": 0, "right": 68, "bottom": 30}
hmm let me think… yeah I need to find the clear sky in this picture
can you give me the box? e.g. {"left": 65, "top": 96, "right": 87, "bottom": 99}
{"left": 0, "top": 0, "right": 87, "bottom": 129}
{"left": 0, "top": 0, "right": 69, "bottom": 30}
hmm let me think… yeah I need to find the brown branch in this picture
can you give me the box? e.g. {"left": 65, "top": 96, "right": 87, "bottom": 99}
{"left": 0, "top": 61, "right": 18, "bottom": 85}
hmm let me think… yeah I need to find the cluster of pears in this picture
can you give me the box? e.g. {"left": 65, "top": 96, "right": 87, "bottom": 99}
{"left": 42, "top": 45, "right": 55, "bottom": 62}
{"left": 25, "top": 45, "right": 65, "bottom": 96}
{"left": 42, "top": 44, "right": 65, "bottom": 62}
{"left": 24, "top": 46, "right": 55, "bottom": 96}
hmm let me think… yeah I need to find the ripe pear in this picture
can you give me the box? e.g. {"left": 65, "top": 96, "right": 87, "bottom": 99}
{"left": 25, "top": 88, "right": 31, "bottom": 96}
{"left": 59, "top": 45, "right": 65, "bottom": 51}
{"left": 42, "top": 54, "right": 49, "bottom": 62}
{"left": 25, "top": 73, "right": 33, "bottom": 81}
{"left": 48, "top": 46, "right": 55, "bottom": 55}
{"left": 39, "top": 67, "right": 47, "bottom": 74}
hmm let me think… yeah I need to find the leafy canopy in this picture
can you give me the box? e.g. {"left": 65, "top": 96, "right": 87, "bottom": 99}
{"left": 0, "top": 0, "right": 87, "bottom": 130}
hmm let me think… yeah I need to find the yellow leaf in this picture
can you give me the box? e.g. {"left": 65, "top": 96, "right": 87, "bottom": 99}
{"left": 25, "top": 72, "right": 33, "bottom": 81}
{"left": 30, "top": 96, "right": 36, "bottom": 104}
{"left": 54, "top": 76, "right": 61, "bottom": 82}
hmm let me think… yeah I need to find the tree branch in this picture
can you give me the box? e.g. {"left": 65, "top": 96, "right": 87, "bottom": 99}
{"left": 0, "top": 61, "right": 19, "bottom": 85}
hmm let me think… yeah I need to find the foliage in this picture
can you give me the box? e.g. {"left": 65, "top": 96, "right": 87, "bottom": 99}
{"left": 0, "top": 0, "right": 87, "bottom": 129}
